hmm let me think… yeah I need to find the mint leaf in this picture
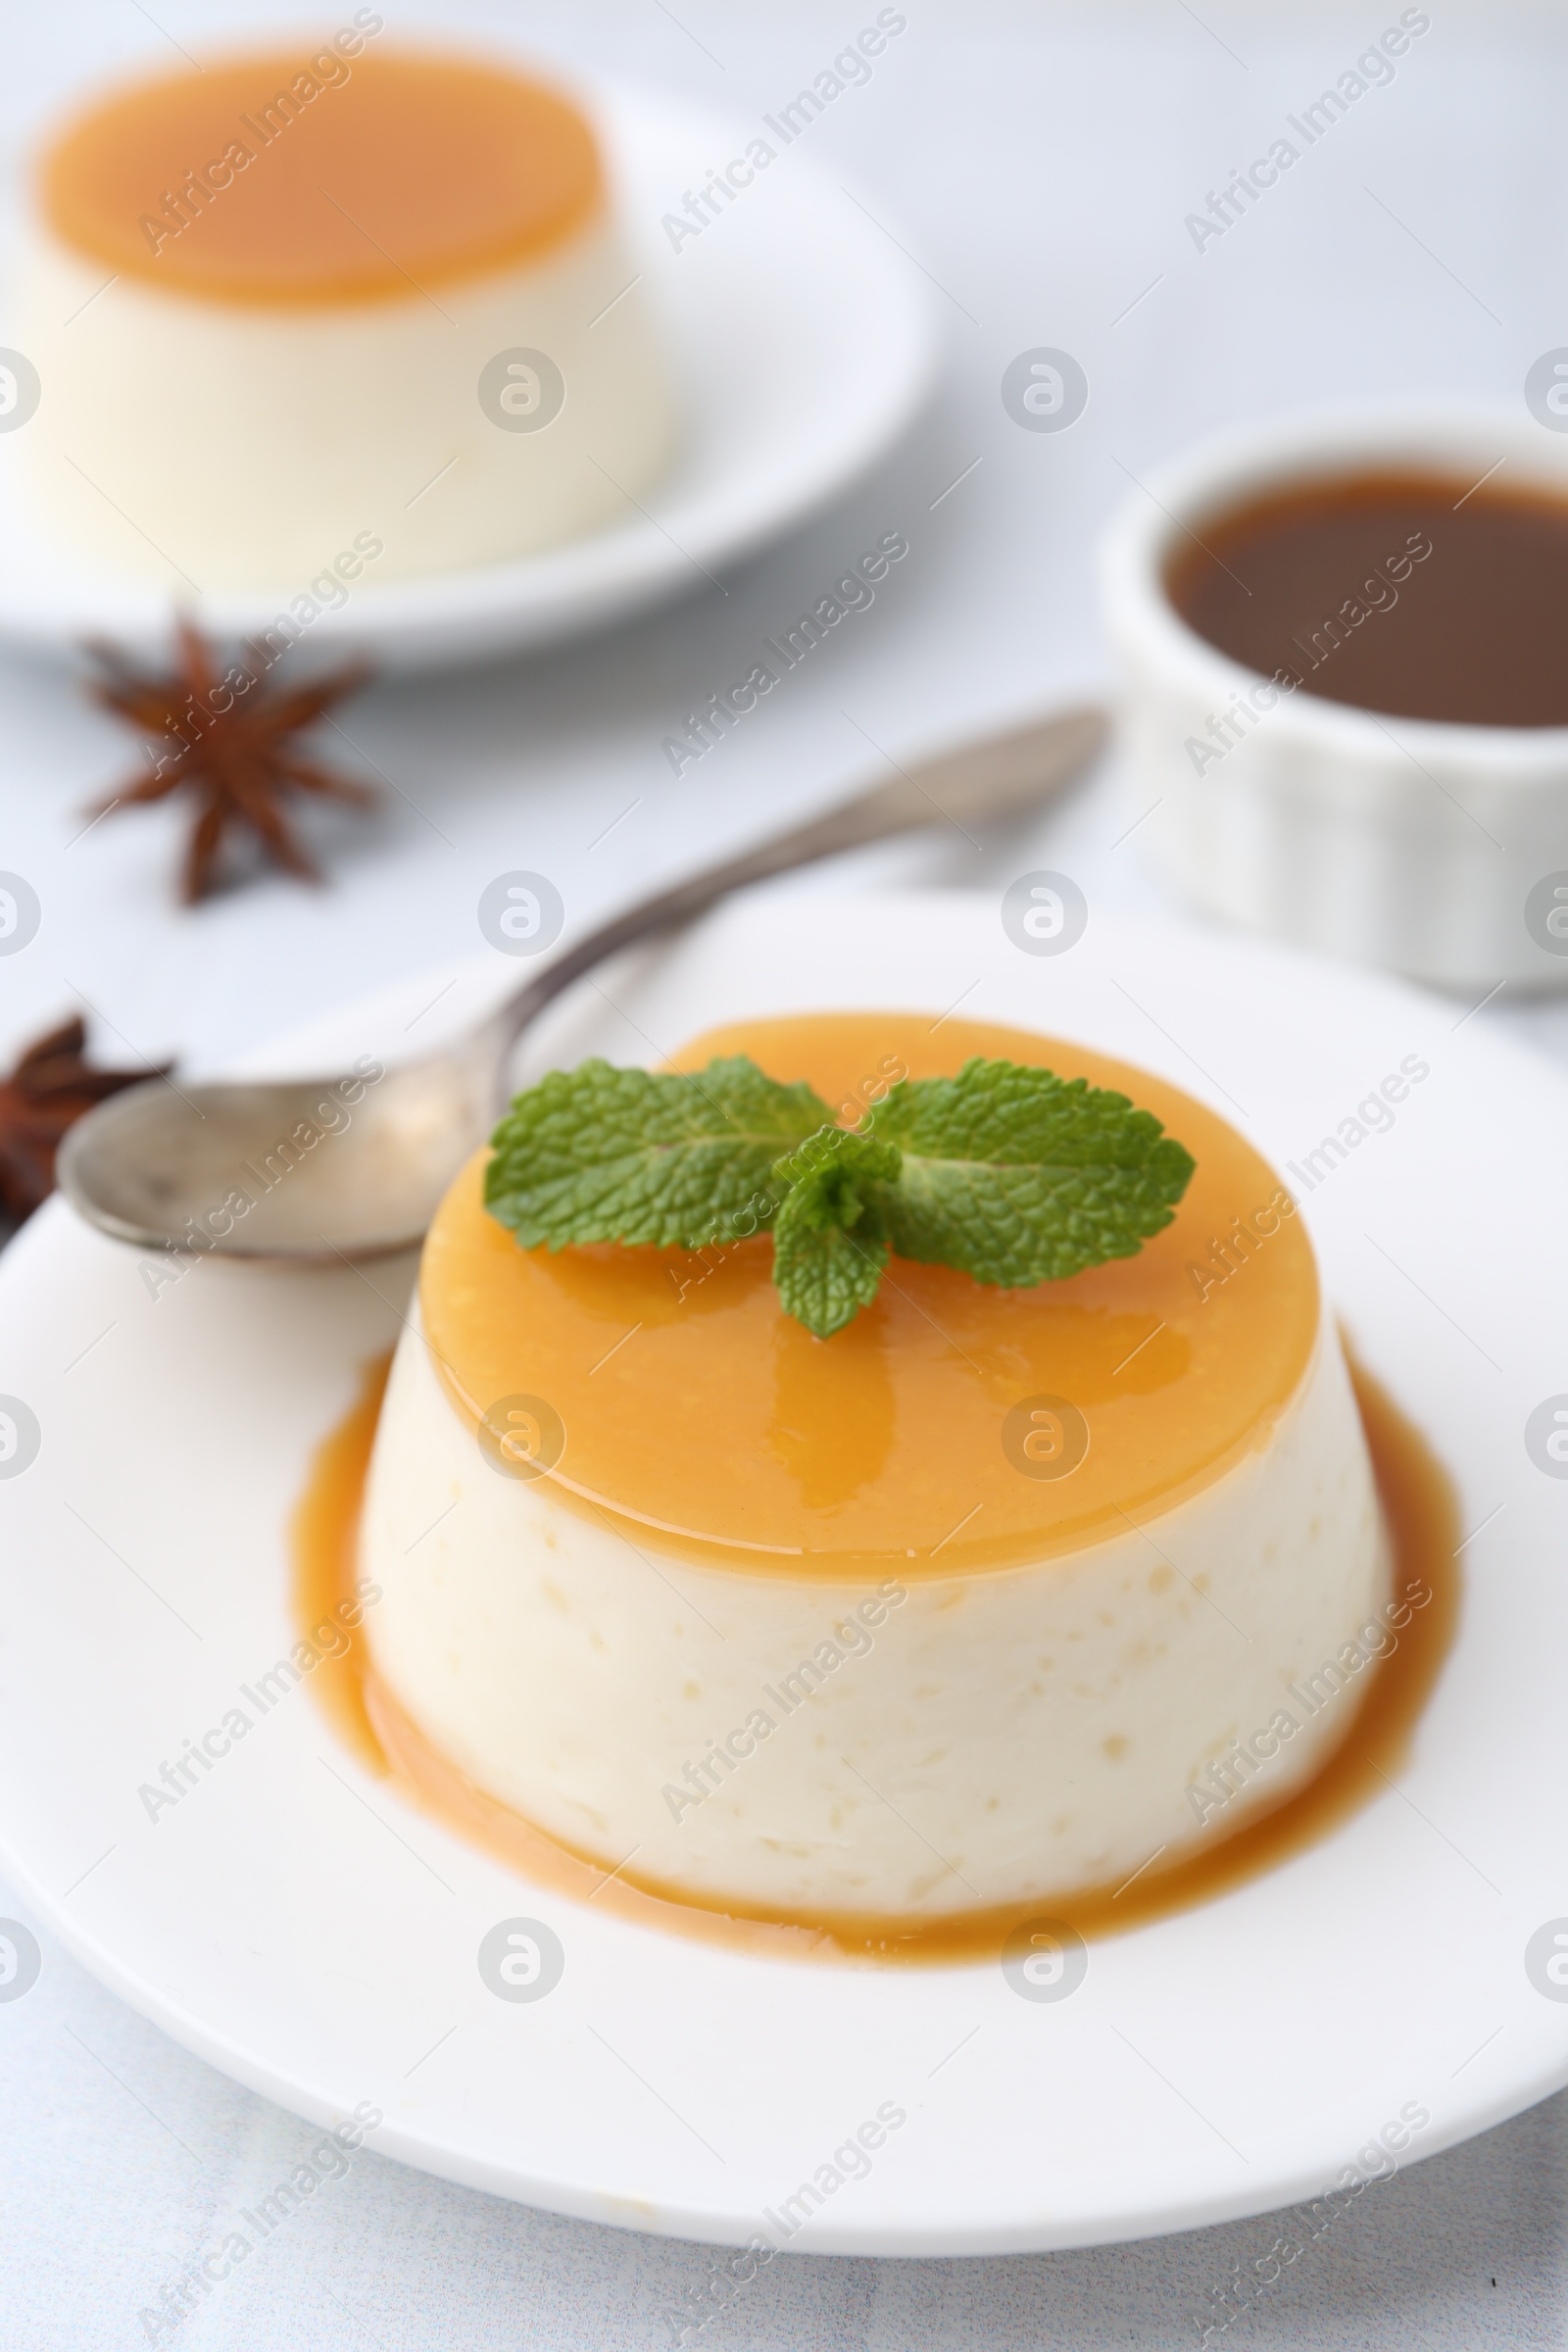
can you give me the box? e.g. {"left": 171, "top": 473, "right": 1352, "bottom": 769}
{"left": 772, "top": 1214, "right": 889, "bottom": 1338}
{"left": 768, "top": 1127, "right": 901, "bottom": 1337}
{"left": 484, "top": 1055, "right": 830, "bottom": 1250}
{"left": 866, "top": 1057, "right": 1194, "bottom": 1286}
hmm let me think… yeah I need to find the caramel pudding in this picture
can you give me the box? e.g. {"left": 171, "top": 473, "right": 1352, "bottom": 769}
{"left": 360, "top": 1014, "right": 1391, "bottom": 1928}
{"left": 18, "top": 36, "right": 676, "bottom": 586}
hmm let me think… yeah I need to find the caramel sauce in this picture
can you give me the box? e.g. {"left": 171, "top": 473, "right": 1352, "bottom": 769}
{"left": 420, "top": 1015, "right": 1321, "bottom": 1581}
{"left": 294, "top": 1348, "right": 1458, "bottom": 1962}
{"left": 289, "top": 1349, "right": 388, "bottom": 1774}
{"left": 42, "top": 49, "right": 601, "bottom": 305}
{"left": 1166, "top": 466, "right": 1568, "bottom": 728}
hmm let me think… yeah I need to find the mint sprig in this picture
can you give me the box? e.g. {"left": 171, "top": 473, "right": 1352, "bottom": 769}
{"left": 483, "top": 1053, "right": 1195, "bottom": 1338}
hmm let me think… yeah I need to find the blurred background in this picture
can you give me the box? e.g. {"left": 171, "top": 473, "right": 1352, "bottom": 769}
{"left": 6, "top": 1, "right": 1568, "bottom": 1078}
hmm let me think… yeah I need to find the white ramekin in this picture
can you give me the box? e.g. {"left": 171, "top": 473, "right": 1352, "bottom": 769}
{"left": 1099, "top": 404, "right": 1568, "bottom": 992}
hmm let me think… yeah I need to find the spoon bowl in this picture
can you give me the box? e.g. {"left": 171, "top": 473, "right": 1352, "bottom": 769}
{"left": 59, "top": 1024, "right": 506, "bottom": 1260}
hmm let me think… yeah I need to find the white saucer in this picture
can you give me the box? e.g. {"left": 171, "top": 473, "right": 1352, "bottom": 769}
{"left": 0, "top": 892, "right": 1564, "bottom": 2257}
{"left": 0, "top": 86, "right": 938, "bottom": 672}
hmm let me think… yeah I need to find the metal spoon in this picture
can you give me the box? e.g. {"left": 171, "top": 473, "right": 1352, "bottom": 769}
{"left": 57, "top": 705, "right": 1106, "bottom": 1263}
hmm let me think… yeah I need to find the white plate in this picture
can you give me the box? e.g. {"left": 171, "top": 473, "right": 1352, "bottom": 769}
{"left": 0, "top": 86, "right": 937, "bottom": 671}
{"left": 0, "top": 892, "right": 1564, "bottom": 2257}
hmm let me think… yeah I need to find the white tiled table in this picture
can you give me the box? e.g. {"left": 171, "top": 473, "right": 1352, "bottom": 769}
{"left": 2, "top": 5, "right": 1565, "bottom": 2343}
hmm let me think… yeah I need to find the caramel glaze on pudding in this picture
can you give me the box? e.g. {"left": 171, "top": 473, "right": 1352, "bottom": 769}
{"left": 42, "top": 50, "right": 601, "bottom": 304}
{"left": 323, "top": 1013, "right": 1459, "bottom": 1959}
{"left": 19, "top": 43, "right": 677, "bottom": 584}
{"left": 420, "top": 1016, "right": 1319, "bottom": 1573}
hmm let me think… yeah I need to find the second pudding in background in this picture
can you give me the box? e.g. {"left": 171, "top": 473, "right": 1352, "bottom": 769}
{"left": 18, "top": 30, "right": 678, "bottom": 586}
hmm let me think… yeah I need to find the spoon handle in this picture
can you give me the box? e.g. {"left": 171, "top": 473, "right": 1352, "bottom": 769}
{"left": 496, "top": 704, "right": 1106, "bottom": 1054}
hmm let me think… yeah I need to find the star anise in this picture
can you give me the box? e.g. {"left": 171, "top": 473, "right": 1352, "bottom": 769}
{"left": 85, "top": 619, "right": 376, "bottom": 903}
{"left": 0, "top": 1016, "right": 167, "bottom": 1227}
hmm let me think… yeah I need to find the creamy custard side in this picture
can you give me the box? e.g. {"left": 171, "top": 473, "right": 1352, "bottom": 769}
{"left": 361, "top": 1013, "right": 1391, "bottom": 1923}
